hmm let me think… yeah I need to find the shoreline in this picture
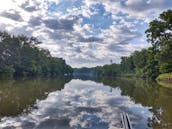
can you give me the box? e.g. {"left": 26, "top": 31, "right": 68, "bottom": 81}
{"left": 156, "top": 73, "right": 172, "bottom": 89}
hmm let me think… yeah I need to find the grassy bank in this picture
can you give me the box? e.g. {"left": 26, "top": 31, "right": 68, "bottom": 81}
{"left": 156, "top": 73, "right": 172, "bottom": 89}
{"left": 156, "top": 73, "right": 172, "bottom": 81}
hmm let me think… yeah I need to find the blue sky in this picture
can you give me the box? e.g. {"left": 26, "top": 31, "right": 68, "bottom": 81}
{"left": 0, "top": 0, "right": 172, "bottom": 68}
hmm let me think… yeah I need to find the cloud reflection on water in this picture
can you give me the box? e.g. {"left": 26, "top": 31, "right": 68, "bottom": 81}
{"left": 0, "top": 79, "right": 152, "bottom": 129}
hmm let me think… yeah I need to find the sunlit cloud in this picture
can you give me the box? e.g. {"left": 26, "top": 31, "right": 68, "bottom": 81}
{"left": 0, "top": 0, "right": 171, "bottom": 67}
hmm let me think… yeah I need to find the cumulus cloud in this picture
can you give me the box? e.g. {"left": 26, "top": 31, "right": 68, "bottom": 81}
{"left": 20, "top": 1, "right": 38, "bottom": 12}
{"left": 0, "top": 0, "right": 171, "bottom": 67}
{"left": 43, "top": 18, "right": 76, "bottom": 31}
{"left": 0, "top": 10, "right": 23, "bottom": 21}
{"left": 78, "top": 36, "right": 103, "bottom": 42}
{"left": 28, "top": 16, "right": 42, "bottom": 26}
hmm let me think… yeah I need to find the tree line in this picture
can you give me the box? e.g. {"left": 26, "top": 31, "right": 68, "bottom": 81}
{"left": 0, "top": 32, "right": 73, "bottom": 77}
{"left": 123, "top": 10, "right": 172, "bottom": 79}
{"left": 80, "top": 10, "right": 172, "bottom": 79}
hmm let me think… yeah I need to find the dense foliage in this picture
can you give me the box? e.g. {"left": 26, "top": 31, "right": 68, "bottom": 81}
{"left": 73, "top": 64, "right": 121, "bottom": 78}
{"left": 81, "top": 10, "right": 172, "bottom": 79}
{"left": 0, "top": 32, "right": 73, "bottom": 77}
{"left": 137, "top": 10, "right": 172, "bottom": 78}
{"left": 94, "top": 64, "right": 121, "bottom": 77}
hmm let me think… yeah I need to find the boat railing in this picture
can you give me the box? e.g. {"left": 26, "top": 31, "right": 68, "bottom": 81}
{"left": 121, "top": 112, "right": 133, "bottom": 129}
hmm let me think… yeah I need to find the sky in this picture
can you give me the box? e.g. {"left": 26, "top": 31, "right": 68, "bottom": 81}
{"left": 0, "top": 0, "right": 172, "bottom": 68}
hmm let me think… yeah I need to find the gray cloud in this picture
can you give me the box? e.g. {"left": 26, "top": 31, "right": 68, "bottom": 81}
{"left": 28, "top": 16, "right": 42, "bottom": 26}
{"left": 43, "top": 19, "right": 76, "bottom": 31}
{"left": 78, "top": 36, "right": 103, "bottom": 43}
{"left": 10, "top": 26, "right": 33, "bottom": 37}
{"left": 20, "top": 1, "right": 38, "bottom": 12}
{"left": 124, "top": 0, "right": 172, "bottom": 11}
{"left": 107, "top": 44, "right": 130, "bottom": 54}
{"left": 0, "top": 11, "right": 23, "bottom": 21}
{"left": 75, "top": 47, "right": 82, "bottom": 53}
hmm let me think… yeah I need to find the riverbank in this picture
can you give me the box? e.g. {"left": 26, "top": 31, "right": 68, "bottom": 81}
{"left": 156, "top": 73, "right": 172, "bottom": 89}
{"left": 156, "top": 73, "right": 172, "bottom": 82}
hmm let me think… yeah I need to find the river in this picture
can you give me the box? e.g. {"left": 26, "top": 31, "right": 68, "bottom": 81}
{"left": 0, "top": 77, "right": 172, "bottom": 129}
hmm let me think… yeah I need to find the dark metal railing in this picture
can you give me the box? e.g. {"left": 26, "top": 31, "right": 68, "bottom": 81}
{"left": 121, "top": 112, "right": 133, "bottom": 129}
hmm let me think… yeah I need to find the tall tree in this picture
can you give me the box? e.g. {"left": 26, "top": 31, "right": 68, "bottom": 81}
{"left": 146, "top": 10, "right": 172, "bottom": 74}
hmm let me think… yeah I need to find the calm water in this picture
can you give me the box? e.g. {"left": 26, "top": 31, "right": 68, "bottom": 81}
{"left": 0, "top": 77, "right": 172, "bottom": 129}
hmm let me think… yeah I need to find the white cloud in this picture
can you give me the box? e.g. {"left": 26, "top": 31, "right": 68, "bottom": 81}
{"left": 0, "top": 0, "right": 171, "bottom": 67}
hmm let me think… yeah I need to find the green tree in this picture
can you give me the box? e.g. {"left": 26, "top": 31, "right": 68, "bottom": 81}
{"left": 0, "top": 31, "right": 73, "bottom": 77}
{"left": 132, "top": 49, "right": 149, "bottom": 77}
{"left": 120, "top": 56, "right": 135, "bottom": 73}
{"left": 146, "top": 10, "right": 172, "bottom": 74}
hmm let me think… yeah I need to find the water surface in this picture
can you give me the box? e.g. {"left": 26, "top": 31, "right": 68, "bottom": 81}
{"left": 0, "top": 77, "right": 172, "bottom": 129}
